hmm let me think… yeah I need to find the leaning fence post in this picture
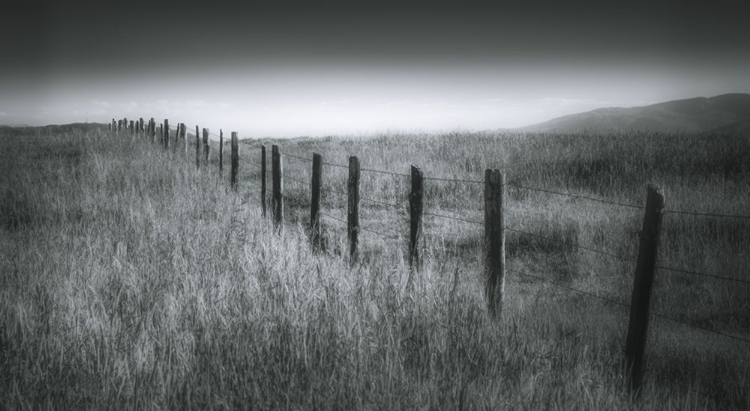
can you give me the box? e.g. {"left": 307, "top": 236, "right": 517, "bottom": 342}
{"left": 272, "top": 145, "right": 283, "bottom": 229}
{"left": 230, "top": 132, "right": 239, "bottom": 191}
{"left": 310, "top": 153, "right": 322, "bottom": 249}
{"left": 409, "top": 165, "right": 424, "bottom": 271}
{"left": 485, "top": 169, "right": 505, "bottom": 318}
{"left": 261, "top": 145, "right": 267, "bottom": 218}
{"left": 625, "top": 185, "right": 664, "bottom": 395}
{"left": 348, "top": 156, "right": 360, "bottom": 263}
{"left": 202, "top": 128, "right": 210, "bottom": 166}
{"left": 219, "top": 130, "right": 224, "bottom": 178}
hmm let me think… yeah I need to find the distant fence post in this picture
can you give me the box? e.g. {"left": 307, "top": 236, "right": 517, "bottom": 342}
{"left": 484, "top": 169, "right": 505, "bottom": 318}
{"left": 261, "top": 145, "right": 267, "bottom": 217}
{"left": 348, "top": 156, "right": 360, "bottom": 263}
{"left": 310, "top": 153, "right": 322, "bottom": 249}
{"left": 163, "top": 119, "right": 169, "bottom": 149}
{"left": 272, "top": 145, "right": 283, "bottom": 229}
{"left": 173, "top": 123, "right": 181, "bottom": 151}
{"left": 195, "top": 126, "right": 200, "bottom": 167}
{"left": 625, "top": 185, "right": 664, "bottom": 395}
{"left": 179, "top": 124, "right": 186, "bottom": 153}
{"left": 409, "top": 165, "right": 424, "bottom": 271}
{"left": 129, "top": 120, "right": 135, "bottom": 135}
{"left": 117, "top": 120, "right": 122, "bottom": 133}
{"left": 202, "top": 128, "right": 210, "bottom": 166}
{"left": 139, "top": 118, "right": 144, "bottom": 134}
{"left": 230, "top": 132, "right": 239, "bottom": 191}
{"left": 219, "top": 130, "right": 224, "bottom": 178}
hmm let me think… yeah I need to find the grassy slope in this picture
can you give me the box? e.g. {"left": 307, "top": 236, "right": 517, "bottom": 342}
{"left": 0, "top": 126, "right": 748, "bottom": 409}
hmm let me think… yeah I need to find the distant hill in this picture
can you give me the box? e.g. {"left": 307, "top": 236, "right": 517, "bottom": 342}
{"left": 520, "top": 93, "right": 750, "bottom": 134}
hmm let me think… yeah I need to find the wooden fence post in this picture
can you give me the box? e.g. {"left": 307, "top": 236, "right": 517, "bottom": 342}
{"left": 310, "top": 153, "right": 322, "bottom": 249}
{"left": 139, "top": 118, "right": 144, "bottom": 134}
{"left": 150, "top": 118, "right": 155, "bottom": 143}
{"left": 195, "top": 126, "right": 200, "bottom": 167}
{"left": 261, "top": 145, "right": 267, "bottom": 218}
{"left": 179, "top": 124, "right": 186, "bottom": 153}
{"left": 625, "top": 185, "right": 664, "bottom": 395}
{"left": 485, "top": 169, "right": 505, "bottom": 318}
{"left": 230, "top": 132, "right": 238, "bottom": 191}
{"left": 117, "top": 120, "right": 122, "bottom": 133}
{"left": 348, "top": 156, "right": 360, "bottom": 263}
{"left": 163, "top": 119, "right": 169, "bottom": 149}
{"left": 219, "top": 130, "right": 224, "bottom": 178}
{"left": 409, "top": 165, "right": 424, "bottom": 271}
{"left": 129, "top": 120, "right": 134, "bottom": 135}
{"left": 272, "top": 145, "right": 283, "bottom": 229}
{"left": 203, "top": 128, "right": 210, "bottom": 166}
{"left": 173, "top": 123, "right": 181, "bottom": 151}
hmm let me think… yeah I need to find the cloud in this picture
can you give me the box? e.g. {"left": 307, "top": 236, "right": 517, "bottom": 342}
{"left": 0, "top": 111, "right": 7, "bottom": 116}
{"left": 120, "top": 101, "right": 139, "bottom": 112}
{"left": 92, "top": 100, "right": 110, "bottom": 108}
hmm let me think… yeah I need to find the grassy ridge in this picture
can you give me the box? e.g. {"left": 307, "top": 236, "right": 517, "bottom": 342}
{"left": 0, "top": 126, "right": 748, "bottom": 409}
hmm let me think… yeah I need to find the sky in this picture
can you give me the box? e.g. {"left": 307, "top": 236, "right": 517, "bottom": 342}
{"left": 2, "top": 0, "right": 749, "bottom": 138}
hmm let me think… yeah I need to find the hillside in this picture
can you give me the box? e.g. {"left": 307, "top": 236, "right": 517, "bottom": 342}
{"left": 520, "top": 93, "right": 750, "bottom": 134}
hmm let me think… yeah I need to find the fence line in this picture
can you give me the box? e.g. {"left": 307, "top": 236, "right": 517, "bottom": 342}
{"left": 118, "top": 120, "right": 748, "bottom": 404}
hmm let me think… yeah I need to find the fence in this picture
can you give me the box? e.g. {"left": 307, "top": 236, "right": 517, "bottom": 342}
{"left": 108, "top": 117, "right": 749, "bottom": 401}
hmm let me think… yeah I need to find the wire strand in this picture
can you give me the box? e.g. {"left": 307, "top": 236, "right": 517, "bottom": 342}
{"left": 281, "top": 152, "right": 314, "bottom": 163}
{"left": 360, "top": 167, "right": 410, "bottom": 178}
{"left": 663, "top": 209, "right": 750, "bottom": 221}
{"left": 511, "top": 270, "right": 631, "bottom": 309}
{"left": 657, "top": 265, "right": 750, "bottom": 286}
{"left": 505, "top": 226, "right": 637, "bottom": 262}
{"left": 322, "top": 161, "right": 348, "bottom": 169}
{"left": 423, "top": 175, "right": 484, "bottom": 185}
{"left": 650, "top": 312, "right": 750, "bottom": 346}
{"left": 507, "top": 182, "right": 644, "bottom": 210}
{"left": 424, "top": 211, "right": 483, "bottom": 226}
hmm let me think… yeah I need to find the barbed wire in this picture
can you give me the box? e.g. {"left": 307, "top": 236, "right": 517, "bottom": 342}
{"left": 360, "top": 167, "right": 410, "bottom": 178}
{"left": 282, "top": 173, "right": 308, "bottom": 186}
{"left": 322, "top": 161, "right": 349, "bottom": 170}
{"left": 359, "top": 225, "right": 397, "bottom": 240}
{"left": 505, "top": 226, "right": 637, "bottom": 262}
{"left": 510, "top": 269, "right": 632, "bottom": 309}
{"left": 423, "top": 175, "right": 484, "bottom": 185}
{"left": 656, "top": 265, "right": 750, "bottom": 286}
{"left": 650, "top": 311, "right": 750, "bottom": 346}
{"left": 663, "top": 209, "right": 750, "bottom": 221}
{"left": 424, "top": 211, "right": 483, "bottom": 226}
{"left": 360, "top": 196, "right": 405, "bottom": 209}
{"left": 507, "top": 182, "right": 644, "bottom": 210}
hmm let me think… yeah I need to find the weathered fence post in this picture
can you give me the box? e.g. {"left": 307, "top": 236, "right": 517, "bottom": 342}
{"left": 179, "top": 124, "right": 186, "bottom": 153}
{"left": 485, "top": 169, "right": 505, "bottom": 318}
{"left": 202, "top": 128, "right": 210, "bottom": 166}
{"left": 272, "top": 145, "right": 283, "bottom": 229}
{"left": 163, "top": 119, "right": 169, "bottom": 149}
{"left": 310, "top": 153, "right": 322, "bottom": 249}
{"left": 139, "top": 118, "right": 144, "bottom": 134}
{"left": 261, "top": 145, "right": 267, "bottom": 217}
{"left": 409, "top": 165, "right": 424, "bottom": 271}
{"left": 117, "top": 120, "right": 122, "bottom": 133}
{"left": 230, "top": 132, "right": 239, "bottom": 191}
{"left": 219, "top": 129, "right": 224, "bottom": 178}
{"left": 129, "top": 120, "right": 134, "bottom": 135}
{"left": 173, "top": 123, "right": 180, "bottom": 151}
{"left": 150, "top": 118, "right": 155, "bottom": 143}
{"left": 195, "top": 126, "right": 200, "bottom": 167}
{"left": 348, "top": 156, "right": 360, "bottom": 263}
{"left": 625, "top": 185, "right": 664, "bottom": 395}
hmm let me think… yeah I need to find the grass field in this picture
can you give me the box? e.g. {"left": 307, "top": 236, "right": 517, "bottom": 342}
{"left": 1, "top": 124, "right": 748, "bottom": 409}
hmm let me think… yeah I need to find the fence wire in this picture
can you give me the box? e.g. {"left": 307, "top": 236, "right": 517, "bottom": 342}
{"left": 656, "top": 265, "right": 750, "bottom": 286}
{"left": 508, "top": 182, "right": 644, "bottom": 210}
{"left": 663, "top": 209, "right": 750, "bottom": 221}
{"left": 505, "top": 226, "right": 636, "bottom": 262}
{"left": 650, "top": 311, "right": 750, "bottom": 346}
{"left": 424, "top": 211, "right": 483, "bottom": 226}
{"left": 423, "top": 175, "right": 484, "bottom": 185}
{"left": 510, "top": 269, "right": 631, "bottom": 309}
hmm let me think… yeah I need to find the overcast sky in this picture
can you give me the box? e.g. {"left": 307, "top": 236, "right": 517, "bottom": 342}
{"left": 2, "top": 0, "right": 749, "bottom": 137}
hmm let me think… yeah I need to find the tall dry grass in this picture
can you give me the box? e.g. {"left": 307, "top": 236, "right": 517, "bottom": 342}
{"left": 0, "top": 125, "right": 747, "bottom": 409}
